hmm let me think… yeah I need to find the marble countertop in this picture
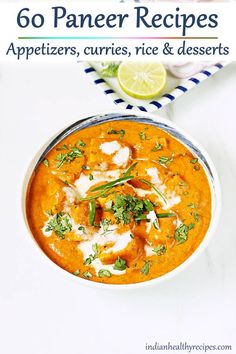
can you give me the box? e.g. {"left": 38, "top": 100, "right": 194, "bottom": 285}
{"left": 0, "top": 61, "right": 235, "bottom": 354}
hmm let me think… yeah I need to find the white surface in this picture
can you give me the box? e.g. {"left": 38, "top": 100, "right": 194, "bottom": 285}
{"left": 0, "top": 61, "right": 236, "bottom": 354}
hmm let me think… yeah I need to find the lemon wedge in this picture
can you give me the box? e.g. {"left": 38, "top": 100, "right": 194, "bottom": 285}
{"left": 117, "top": 62, "right": 167, "bottom": 99}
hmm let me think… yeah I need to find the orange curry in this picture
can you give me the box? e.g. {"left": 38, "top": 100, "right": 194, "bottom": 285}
{"left": 26, "top": 120, "right": 211, "bottom": 284}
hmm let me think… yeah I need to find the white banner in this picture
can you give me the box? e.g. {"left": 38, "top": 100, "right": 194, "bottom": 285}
{"left": 0, "top": 1, "right": 235, "bottom": 62}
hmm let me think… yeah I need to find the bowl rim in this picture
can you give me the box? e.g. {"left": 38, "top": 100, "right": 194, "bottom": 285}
{"left": 21, "top": 109, "right": 222, "bottom": 290}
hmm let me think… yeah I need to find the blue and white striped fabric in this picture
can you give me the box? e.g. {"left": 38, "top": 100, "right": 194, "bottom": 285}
{"left": 81, "top": 62, "right": 227, "bottom": 112}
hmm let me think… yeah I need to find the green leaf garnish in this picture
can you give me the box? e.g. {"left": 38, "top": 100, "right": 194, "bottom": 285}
{"left": 91, "top": 175, "right": 133, "bottom": 192}
{"left": 140, "top": 261, "right": 151, "bottom": 276}
{"left": 89, "top": 174, "right": 94, "bottom": 181}
{"left": 101, "top": 62, "right": 120, "bottom": 77}
{"left": 143, "top": 199, "right": 154, "bottom": 212}
{"left": 79, "top": 187, "right": 113, "bottom": 202}
{"left": 88, "top": 200, "right": 96, "bottom": 226}
{"left": 143, "top": 199, "right": 159, "bottom": 229}
{"left": 77, "top": 140, "right": 86, "bottom": 147}
{"left": 188, "top": 223, "right": 195, "bottom": 230}
{"left": 158, "top": 156, "right": 173, "bottom": 165}
{"left": 151, "top": 143, "right": 162, "bottom": 152}
{"left": 194, "top": 212, "right": 200, "bottom": 222}
{"left": 152, "top": 244, "right": 167, "bottom": 256}
{"left": 55, "top": 146, "right": 83, "bottom": 168}
{"left": 73, "top": 269, "right": 80, "bottom": 276}
{"left": 82, "top": 165, "right": 90, "bottom": 171}
{"left": 113, "top": 257, "right": 127, "bottom": 271}
{"left": 188, "top": 202, "right": 196, "bottom": 208}
{"left": 111, "top": 194, "right": 146, "bottom": 225}
{"left": 134, "top": 214, "right": 148, "bottom": 221}
{"left": 139, "top": 178, "right": 167, "bottom": 204}
{"left": 83, "top": 271, "right": 92, "bottom": 278}
{"left": 191, "top": 158, "right": 198, "bottom": 164}
{"left": 84, "top": 243, "right": 100, "bottom": 265}
{"left": 56, "top": 144, "right": 68, "bottom": 151}
{"left": 98, "top": 269, "right": 112, "bottom": 278}
{"left": 123, "top": 162, "right": 138, "bottom": 177}
{"left": 78, "top": 225, "right": 86, "bottom": 233}
{"left": 107, "top": 128, "right": 125, "bottom": 139}
{"left": 43, "top": 159, "right": 49, "bottom": 167}
{"left": 92, "top": 243, "right": 100, "bottom": 256}
{"left": 45, "top": 212, "right": 72, "bottom": 239}
{"left": 175, "top": 224, "right": 189, "bottom": 244}
{"left": 156, "top": 213, "right": 175, "bottom": 218}
{"left": 153, "top": 219, "right": 160, "bottom": 230}
{"left": 101, "top": 219, "right": 112, "bottom": 232}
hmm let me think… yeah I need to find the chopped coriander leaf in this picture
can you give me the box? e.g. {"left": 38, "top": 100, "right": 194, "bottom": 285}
{"left": 188, "top": 223, "right": 195, "bottom": 230}
{"left": 101, "top": 62, "right": 120, "bottom": 77}
{"left": 84, "top": 244, "right": 100, "bottom": 265}
{"left": 152, "top": 244, "right": 167, "bottom": 256}
{"left": 46, "top": 209, "right": 53, "bottom": 216}
{"left": 158, "top": 156, "right": 173, "bottom": 165}
{"left": 175, "top": 224, "right": 189, "bottom": 244}
{"left": 73, "top": 270, "right": 80, "bottom": 276}
{"left": 43, "top": 159, "right": 49, "bottom": 167}
{"left": 101, "top": 219, "right": 112, "bottom": 232}
{"left": 77, "top": 140, "right": 86, "bottom": 147}
{"left": 183, "top": 191, "right": 189, "bottom": 196}
{"left": 98, "top": 269, "right": 112, "bottom": 278}
{"left": 113, "top": 257, "right": 127, "bottom": 271}
{"left": 140, "top": 261, "right": 151, "bottom": 276}
{"left": 139, "top": 132, "right": 146, "bottom": 141}
{"left": 55, "top": 153, "right": 67, "bottom": 168}
{"left": 84, "top": 256, "right": 93, "bottom": 265}
{"left": 55, "top": 146, "right": 83, "bottom": 168}
{"left": 67, "top": 147, "right": 84, "bottom": 160}
{"left": 45, "top": 212, "right": 72, "bottom": 239}
{"left": 88, "top": 200, "right": 96, "bottom": 226}
{"left": 152, "top": 143, "right": 162, "bottom": 152}
{"left": 139, "top": 129, "right": 148, "bottom": 141}
{"left": 194, "top": 212, "right": 200, "bottom": 222}
{"left": 82, "top": 165, "right": 90, "bottom": 171}
{"left": 191, "top": 158, "right": 198, "bottom": 164}
{"left": 56, "top": 144, "right": 68, "bottom": 151}
{"left": 130, "top": 233, "right": 134, "bottom": 239}
{"left": 107, "top": 128, "right": 125, "bottom": 139}
{"left": 89, "top": 174, "right": 94, "bottom": 181}
{"left": 78, "top": 225, "right": 86, "bottom": 233}
{"left": 92, "top": 243, "right": 100, "bottom": 256}
{"left": 63, "top": 180, "right": 69, "bottom": 185}
{"left": 83, "top": 271, "right": 92, "bottom": 278}
{"left": 188, "top": 202, "right": 196, "bottom": 208}
{"left": 112, "top": 194, "right": 146, "bottom": 225}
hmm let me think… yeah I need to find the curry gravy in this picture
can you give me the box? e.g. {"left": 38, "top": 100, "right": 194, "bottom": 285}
{"left": 26, "top": 121, "right": 211, "bottom": 284}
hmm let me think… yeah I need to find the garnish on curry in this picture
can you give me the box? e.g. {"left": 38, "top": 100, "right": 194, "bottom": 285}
{"left": 26, "top": 121, "right": 211, "bottom": 284}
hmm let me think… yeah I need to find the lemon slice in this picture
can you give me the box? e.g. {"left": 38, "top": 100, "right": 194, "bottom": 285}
{"left": 117, "top": 62, "right": 167, "bottom": 99}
